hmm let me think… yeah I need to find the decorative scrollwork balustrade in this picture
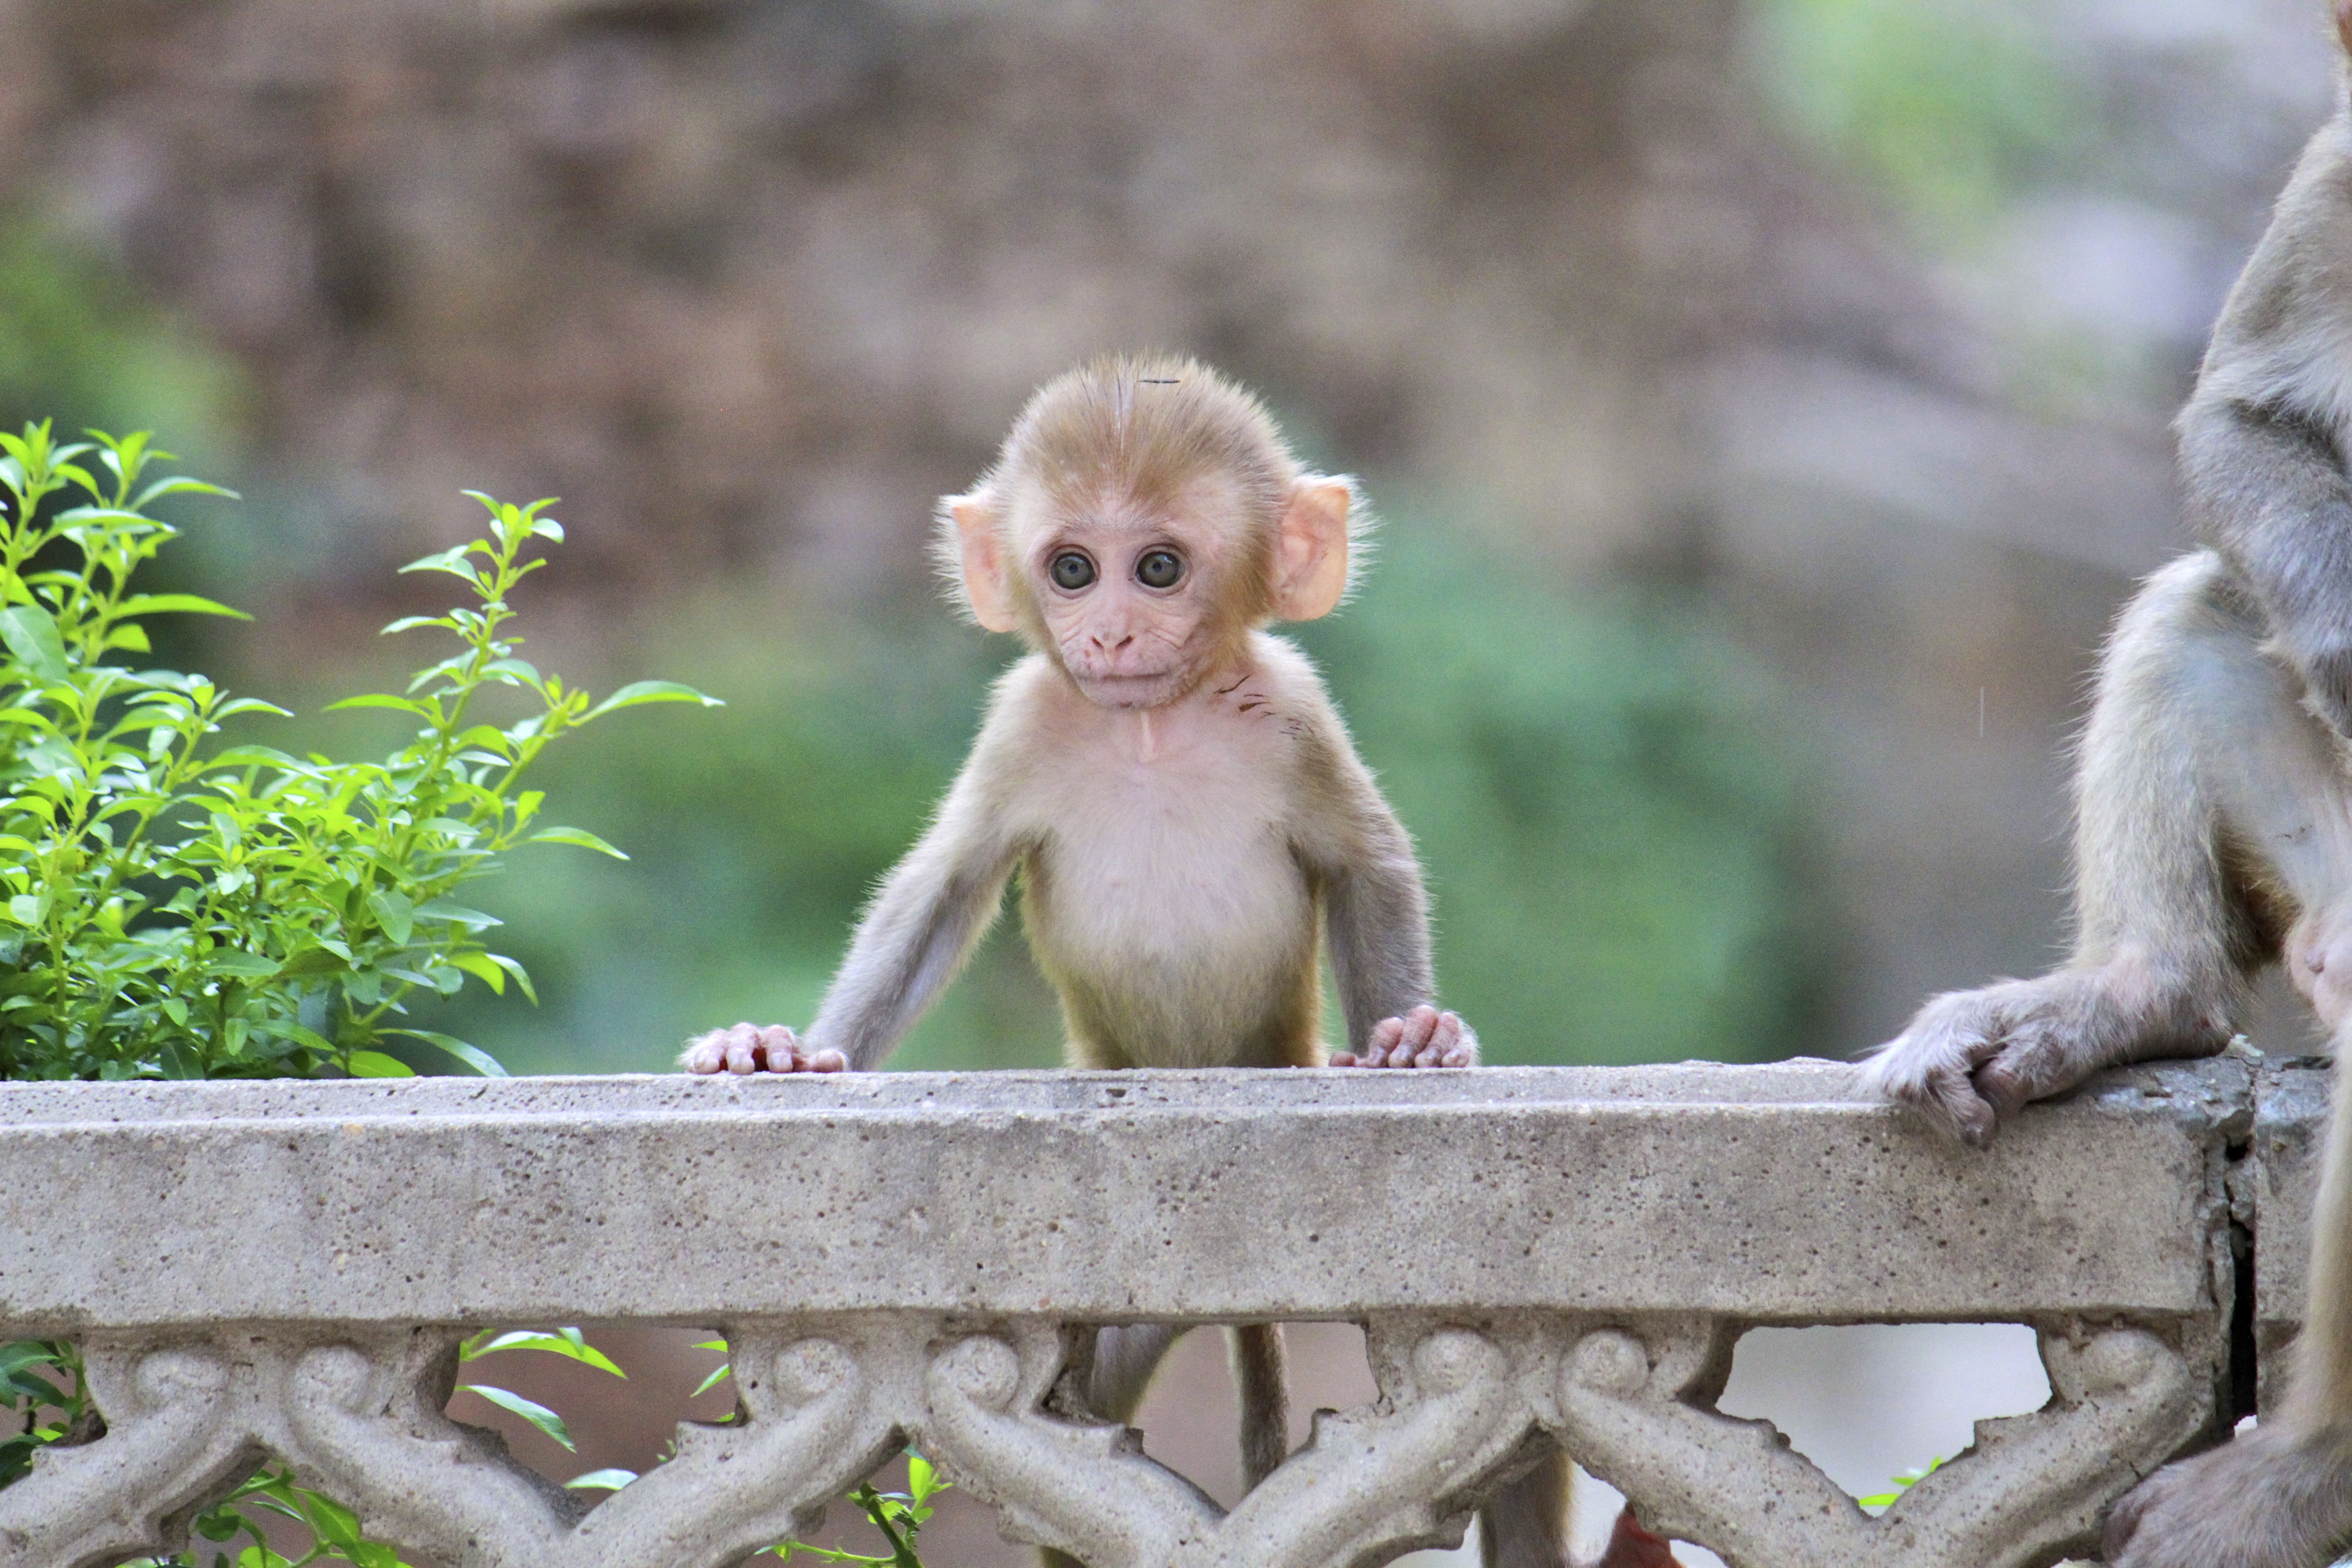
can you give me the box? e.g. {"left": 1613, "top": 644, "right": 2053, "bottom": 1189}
{"left": 0, "top": 1055, "right": 2315, "bottom": 1568}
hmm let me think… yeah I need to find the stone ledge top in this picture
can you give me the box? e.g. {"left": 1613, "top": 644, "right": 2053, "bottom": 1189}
{"left": 0, "top": 1053, "right": 2253, "bottom": 1122}
{"left": 0, "top": 1057, "right": 2257, "bottom": 1332}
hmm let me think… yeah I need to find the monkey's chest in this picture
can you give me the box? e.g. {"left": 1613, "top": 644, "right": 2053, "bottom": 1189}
{"left": 1019, "top": 771, "right": 1316, "bottom": 997}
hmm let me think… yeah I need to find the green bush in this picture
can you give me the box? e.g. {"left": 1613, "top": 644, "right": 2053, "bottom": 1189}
{"left": 0, "top": 421, "right": 716, "bottom": 1081}
{"left": 0, "top": 419, "right": 955, "bottom": 1567}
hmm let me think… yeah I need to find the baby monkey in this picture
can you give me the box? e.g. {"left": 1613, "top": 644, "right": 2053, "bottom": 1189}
{"left": 686, "top": 356, "right": 1658, "bottom": 1568}
{"left": 684, "top": 356, "right": 1475, "bottom": 1079}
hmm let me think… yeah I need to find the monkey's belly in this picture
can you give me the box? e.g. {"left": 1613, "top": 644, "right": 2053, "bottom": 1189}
{"left": 1019, "top": 849, "right": 1321, "bottom": 1069}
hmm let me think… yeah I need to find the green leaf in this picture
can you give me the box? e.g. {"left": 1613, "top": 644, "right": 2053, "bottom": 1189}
{"left": 379, "top": 614, "right": 452, "bottom": 637}
{"left": 206, "top": 951, "right": 281, "bottom": 979}
{"left": 302, "top": 1490, "right": 365, "bottom": 1550}
{"left": 527, "top": 826, "right": 629, "bottom": 859}
{"left": 346, "top": 1050, "right": 416, "bottom": 1079}
{"left": 583, "top": 680, "right": 725, "bottom": 720}
{"left": 412, "top": 898, "right": 503, "bottom": 930}
{"left": 131, "top": 475, "right": 240, "bottom": 508}
{"left": 0, "top": 606, "right": 69, "bottom": 682}
{"left": 566, "top": 1468, "right": 637, "bottom": 1491}
{"left": 398, "top": 545, "right": 483, "bottom": 583}
{"left": 690, "top": 1361, "right": 734, "bottom": 1399}
{"left": 486, "top": 951, "right": 537, "bottom": 1004}
{"left": 368, "top": 888, "right": 415, "bottom": 945}
{"left": 385, "top": 1029, "right": 510, "bottom": 1078}
{"left": 484, "top": 658, "right": 542, "bottom": 687}
{"left": 327, "top": 694, "right": 433, "bottom": 716}
{"left": 463, "top": 1385, "right": 576, "bottom": 1450}
{"left": 113, "top": 593, "right": 252, "bottom": 620}
{"left": 451, "top": 951, "right": 506, "bottom": 995}
{"left": 464, "top": 1329, "right": 626, "bottom": 1378}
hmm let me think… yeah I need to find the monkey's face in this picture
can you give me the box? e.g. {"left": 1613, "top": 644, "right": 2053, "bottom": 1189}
{"left": 1019, "top": 490, "right": 1258, "bottom": 709}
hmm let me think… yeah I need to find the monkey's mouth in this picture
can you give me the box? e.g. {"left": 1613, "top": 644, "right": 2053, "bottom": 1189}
{"left": 1077, "top": 669, "right": 1185, "bottom": 707}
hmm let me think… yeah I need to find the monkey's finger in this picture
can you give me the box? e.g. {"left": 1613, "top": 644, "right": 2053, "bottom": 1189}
{"left": 1928, "top": 1064, "right": 2000, "bottom": 1147}
{"left": 1328, "top": 1051, "right": 1361, "bottom": 1066}
{"left": 681, "top": 1032, "right": 728, "bottom": 1074}
{"left": 754, "top": 1025, "right": 799, "bottom": 1071}
{"left": 801, "top": 1046, "right": 849, "bottom": 1073}
{"left": 717, "top": 1023, "right": 767, "bottom": 1075}
{"left": 1423, "top": 1011, "right": 1478, "bottom": 1068}
{"left": 1411, "top": 1011, "right": 1462, "bottom": 1068}
{"left": 1373, "top": 1006, "right": 1434, "bottom": 1065}
{"left": 1365, "top": 1016, "right": 1405, "bottom": 1067}
{"left": 1973, "top": 1028, "right": 2107, "bottom": 1128}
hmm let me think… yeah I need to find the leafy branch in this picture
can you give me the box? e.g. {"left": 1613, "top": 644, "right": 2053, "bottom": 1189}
{"left": 0, "top": 421, "right": 718, "bottom": 1081}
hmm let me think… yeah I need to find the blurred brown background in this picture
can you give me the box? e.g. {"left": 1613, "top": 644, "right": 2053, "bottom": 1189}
{"left": 0, "top": 0, "right": 2340, "bottom": 1559}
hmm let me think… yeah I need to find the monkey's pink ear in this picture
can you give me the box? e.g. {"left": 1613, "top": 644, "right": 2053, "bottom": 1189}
{"left": 1275, "top": 478, "right": 1352, "bottom": 621}
{"left": 951, "top": 495, "right": 1019, "bottom": 633}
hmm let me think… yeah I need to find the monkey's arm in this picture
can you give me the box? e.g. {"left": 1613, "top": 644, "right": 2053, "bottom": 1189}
{"left": 801, "top": 804, "right": 1022, "bottom": 1071}
{"left": 2180, "top": 390, "right": 2352, "bottom": 736}
{"left": 1320, "top": 814, "right": 1436, "bottom": 1048}
{"left": 1293, "top": 720, "right": 1475, "bottom": 1066}
{"left": 686, "top": 732, "right": 1024, "bottom": 1076}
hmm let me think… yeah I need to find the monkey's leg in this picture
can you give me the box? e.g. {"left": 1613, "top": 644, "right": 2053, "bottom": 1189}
{"left": 2104, "top": 1040, "right": 2352, "bottom": 1568}
{"left": 1867, "top": 552, "right": 2333, "bottom": 1144}
{"left": 1039, "top": 1324, "right": 1185, "bottom": 1568}
{"left": 1480, "top": 1449, "right": 1571, "bottom": 1568}
{"left": 1228, "top": 1323, "right": 1290, "bottom": 1490}
{"left": 1480, "top": 1450, "right": 1679, "bottom": 1568}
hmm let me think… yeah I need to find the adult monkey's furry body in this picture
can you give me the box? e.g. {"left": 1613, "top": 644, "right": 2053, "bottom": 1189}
{"left": 1869, "top": 10, "right": 2352, "bottom": 1563}
{"left": 686, "top": 356, "right": 1670, "bottom": 1568}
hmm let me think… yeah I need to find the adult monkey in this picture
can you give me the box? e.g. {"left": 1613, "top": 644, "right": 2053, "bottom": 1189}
{"left": 685, "top": 356, "right": 1671, "bottom": 1568}
{"left": 1868, "top": 10, "right": 2352, "bottom": 1563}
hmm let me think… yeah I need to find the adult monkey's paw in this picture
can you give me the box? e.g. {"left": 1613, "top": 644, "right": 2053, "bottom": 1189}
{"left": 681, "top": 1022, "right": 846, "bottom": 1075}
{"left": 1331, "top": 1004, "right": 1476, "bottom": 1068}
{"left": 1862, "top": 966, "right": 2225, "bottom": 1149}
{"left": 2104, "top": 1421, "right": 2352, "bottom": 1568}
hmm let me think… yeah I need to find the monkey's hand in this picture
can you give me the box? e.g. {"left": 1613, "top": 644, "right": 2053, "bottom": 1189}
{"left": 1861, "top": 968, "right": 2228, "bottom": 1148}
{"left": 2103, "top": 1420, "right": 2352, "bottom": 1568}
{"left": 680, "top": 1022, "right": 848, "bottom": 1075}
{"left": 1331, "top": 1004, "right": 1476, "bottom": 1068}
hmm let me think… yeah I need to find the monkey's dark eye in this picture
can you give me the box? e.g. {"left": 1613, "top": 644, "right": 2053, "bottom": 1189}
{"left": 1136, "top": 549, "right": 1184, "bottom": 590}
{"left": 1050, "top": 551, "right": 1097, "bottom": 591}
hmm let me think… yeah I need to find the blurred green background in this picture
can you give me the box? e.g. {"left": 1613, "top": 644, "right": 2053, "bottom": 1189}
{"left": 0, "top": 0, "right": 2334, "bottom": 1076}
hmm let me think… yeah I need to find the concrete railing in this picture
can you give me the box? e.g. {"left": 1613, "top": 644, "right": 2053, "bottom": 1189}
{"left": 0, "top": 1052, "right": 2319, "bottom": 1568}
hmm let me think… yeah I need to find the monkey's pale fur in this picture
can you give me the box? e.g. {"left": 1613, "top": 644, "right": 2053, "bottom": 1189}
{"left": 682, "top": 357, "right": 1675, "bottom": 1567}
{"left": 1870, "top": 14, "right": 2352, "bottom": 1564}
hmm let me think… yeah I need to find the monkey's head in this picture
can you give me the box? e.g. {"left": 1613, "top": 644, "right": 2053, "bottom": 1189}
{"left": 940, "top": 354, "right": 1361, "bottom": 710}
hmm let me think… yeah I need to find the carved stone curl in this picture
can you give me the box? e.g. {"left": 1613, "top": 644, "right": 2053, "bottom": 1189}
{"left": 915, "top": 1319, "right": 1547, "bottom": 1568}
{"left": 0, "top": 1324, "right": 911, "bottom": 1568}
{"left": 0, "top": 1343, "right": 249, "bottom": 1568}
{"left": 1546, "top": 1316, "right": 2214, "bottom": 1568}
